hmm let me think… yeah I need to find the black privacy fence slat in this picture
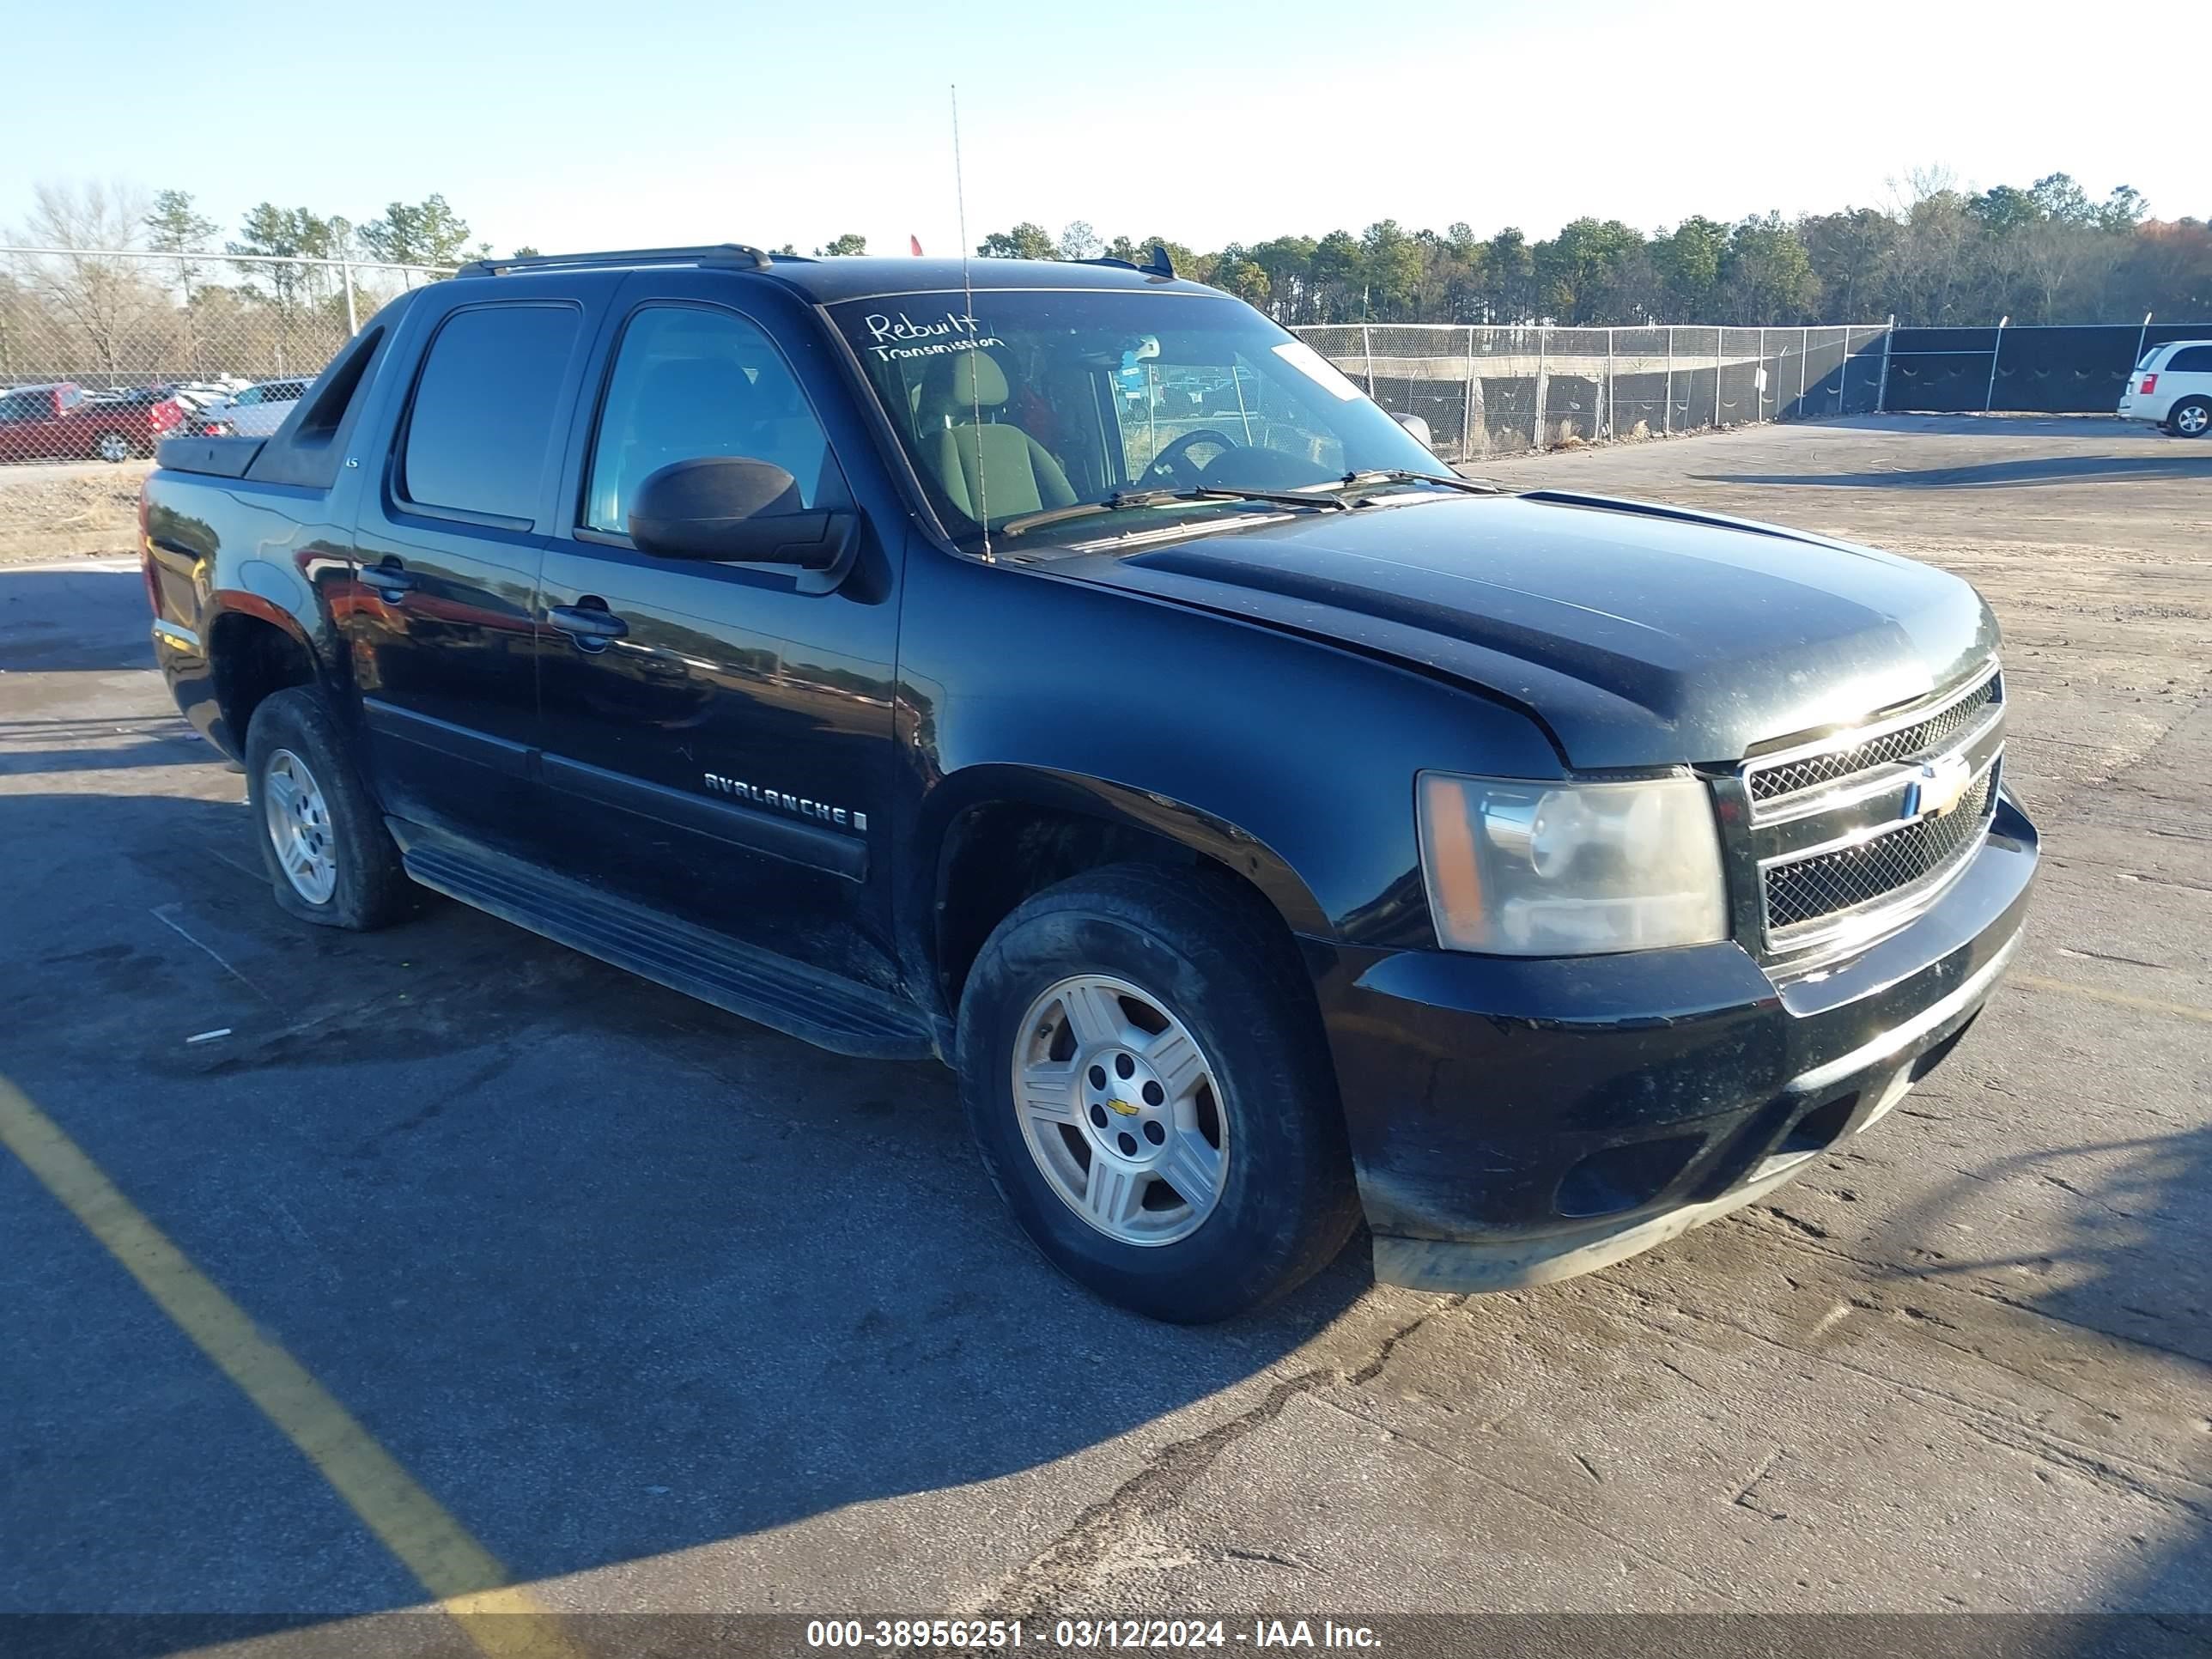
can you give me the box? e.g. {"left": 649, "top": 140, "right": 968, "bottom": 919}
{"left": 1883, "top": 323, "right": 2209, "bottom": 414}
{"left": 1304, "top": 319, "right": 2212, "bottom": 456}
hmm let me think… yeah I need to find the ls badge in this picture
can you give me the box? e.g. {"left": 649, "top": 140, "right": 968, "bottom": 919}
{"left": 1902, "top": 753, "right": 1974, "bottom": 821}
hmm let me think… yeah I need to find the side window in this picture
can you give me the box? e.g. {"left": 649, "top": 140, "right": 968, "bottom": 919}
{"left": 402, "top": 303, "right": 581, "bottom": 524}
{"left": 0, "top": 393, "right": 34, "bottom": 423}
{"left": 271, "top": 381, "right": 305, "bottom": 402}
{"left": 234, "top": 387, "right": 264, "bottom": 407}
{"left": 584, "top": 304, "right": 838, "bottom": 536}
{"left": 2166, "top": 346, "right": 2212, "bottom": 374}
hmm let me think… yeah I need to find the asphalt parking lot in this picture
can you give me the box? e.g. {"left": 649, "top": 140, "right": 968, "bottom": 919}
{"left": 2, "top": 416, "right": 2209, "bottom": 1645}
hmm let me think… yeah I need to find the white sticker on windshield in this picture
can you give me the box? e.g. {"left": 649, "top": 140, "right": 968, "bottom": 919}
{"left": 1272, "top": 339, "right": 1364, "bottom": 401}
{"left": 859, "top": 308, "right": 1003, "bottom": 363}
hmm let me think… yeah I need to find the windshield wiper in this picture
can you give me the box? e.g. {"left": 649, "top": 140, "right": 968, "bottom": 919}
{"left": 1332, "top": 469, "right": 1508, "bottom": 496}
{"left": 999, "top": 486, "right": 1348, "bottom": 538}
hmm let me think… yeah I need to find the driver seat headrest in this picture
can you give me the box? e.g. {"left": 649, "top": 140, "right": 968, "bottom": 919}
{"left": 920, "top": 350, "right": 1010, "bottom": 425}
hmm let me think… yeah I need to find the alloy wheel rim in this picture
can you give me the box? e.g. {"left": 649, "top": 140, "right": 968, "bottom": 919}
{"left": 2182, "top": 405, "right": 2209, "bottom": 435}
{"left": 262, "top": 748, "right": 338, "bottom": 905}
{"left": 97, "top": 434, "right": 129, "bottom": 461}
{"left": 1011, "top": 974, "right": 1229, "bottom": 1246}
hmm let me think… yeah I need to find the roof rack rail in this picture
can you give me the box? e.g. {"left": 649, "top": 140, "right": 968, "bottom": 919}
{"left": 454, "top": 243, "right": 800, "bottom": 278}
{"left": 1074, "top": 243, "right": 1176, "bottom": 280}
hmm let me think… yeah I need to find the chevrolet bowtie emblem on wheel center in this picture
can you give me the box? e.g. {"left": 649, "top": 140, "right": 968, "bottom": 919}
{"left": 1105, "top": 1097, "right": 1141, "bottom": 1116}
{"left": 1902, "top": 752, "right": 1975, "bottom": 821}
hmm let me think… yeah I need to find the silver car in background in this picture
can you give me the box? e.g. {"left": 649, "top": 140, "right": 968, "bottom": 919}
{"left": 194, "top": 378, "right": 312, "bottom": 439}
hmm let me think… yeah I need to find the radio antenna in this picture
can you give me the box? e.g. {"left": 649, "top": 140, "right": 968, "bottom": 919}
{"left": 951, "top": 83, "right": 990, "bottom": 562}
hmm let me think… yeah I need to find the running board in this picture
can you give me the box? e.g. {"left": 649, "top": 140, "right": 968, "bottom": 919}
{"left": 393, "top": 824, "right": 936, "bottom": 1060}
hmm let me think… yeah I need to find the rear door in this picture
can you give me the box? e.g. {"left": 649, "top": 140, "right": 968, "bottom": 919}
{"left": 527, "top": 272, "right": 904, "bottom": 988}
{"left": 0, "top": 387, "right": 67, "bottom": 462}
{"left": 341, "top": 289, "right": 603, "bottom": 851}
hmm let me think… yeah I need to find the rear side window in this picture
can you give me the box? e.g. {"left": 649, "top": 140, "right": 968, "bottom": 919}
{"left": 2166, "top": 346, "right": 2212, "bottom": 374}
{"left": 402, "top": 303, "right": 581, "bottom": 525}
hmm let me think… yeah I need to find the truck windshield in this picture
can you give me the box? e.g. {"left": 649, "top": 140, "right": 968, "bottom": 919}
{"left": 827, "top": 288, "right": 1448, "bottom": 547}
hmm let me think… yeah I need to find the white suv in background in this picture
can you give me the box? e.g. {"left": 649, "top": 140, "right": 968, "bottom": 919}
{"left": 193, "top": 377, "right": 312, "bottom": 439}
{"left": 2118, "top": 341, "right": 2212, "bottom": 437}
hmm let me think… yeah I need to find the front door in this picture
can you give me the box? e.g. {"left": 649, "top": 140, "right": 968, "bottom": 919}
{"left": 532, "top": 284, "right": 903, "bottom": 989}
{"left": 341, "top": 295, "right": 595, "bottom": 849}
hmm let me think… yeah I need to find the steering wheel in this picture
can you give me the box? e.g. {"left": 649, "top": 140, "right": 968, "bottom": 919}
{"left": 1144, "top": 428, "right": 1240, "bottom": 485}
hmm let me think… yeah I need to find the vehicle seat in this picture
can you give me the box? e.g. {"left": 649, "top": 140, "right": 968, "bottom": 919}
{"left": 598, "top": 355, "right": 830, "bottom": 528}
{"left": 917, "top": 352, "right": 1075, "bottom": 522}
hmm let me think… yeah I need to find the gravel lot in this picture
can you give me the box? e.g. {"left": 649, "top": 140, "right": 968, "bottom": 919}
{"left": 2, "top": 416, "right": 2208, "bottom": 1644}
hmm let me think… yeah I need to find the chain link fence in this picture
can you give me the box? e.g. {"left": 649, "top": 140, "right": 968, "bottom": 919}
{"left": 0, "top": 246, "right": 445, "bottom": 465}
{"left": 1294, "top": 322, "right": 1894, "bottom": 461}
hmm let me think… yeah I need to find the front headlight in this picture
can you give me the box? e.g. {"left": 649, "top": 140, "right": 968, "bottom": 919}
{"left": 1416, "top": 771, "right": 1728, "bottom": 956}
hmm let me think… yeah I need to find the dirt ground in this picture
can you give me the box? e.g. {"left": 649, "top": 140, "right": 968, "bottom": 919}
{"left": 0, "top": 459, "right": 152, "bottom": 561}
{"left": 1, "top": 415, "right": 2208, "bottom": 1644}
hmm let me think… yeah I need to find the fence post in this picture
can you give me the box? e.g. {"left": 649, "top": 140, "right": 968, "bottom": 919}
{"left": 1756, "top": 327, "right": 1767, "bottom": 422}
{"left": 1662, "top": 325, "right": 1674, "bottom": 434}
{"left": 2136, "top": 310, "right": 2154, "bottom": 373}
{"left": 1532, "top": 325, "right": 1550, "bottom": 450}
{"left": 341, "top": 258, "right": 359, "bottom": 336}
{"left": 1602, "top": 327, "right": 1614, "bottom": 441}
{"left": 1361, "top": 322, "right": 1375, "bottom": 398}
{"left": 1714, "top": 330, "right": 1723, "bottom": 428}
{"left": 1984, "top": 315, "right": 2008, "bottom": 414}
{"left": 1876, "top": 316, "right": 1895, "bottom": 414}
{"left": 1461, "top": 327, "right": 1479, "bottom": 463}
{"left": 1798, "top": 324, "right": 1808, "bottom": 417}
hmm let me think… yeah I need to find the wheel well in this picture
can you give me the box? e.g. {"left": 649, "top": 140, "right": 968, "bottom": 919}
{"left": 210, "top": 613, "right": 315, "bottom": 748}
{"left": 935, "top": 802, "right": 1288, "bottom": 1010}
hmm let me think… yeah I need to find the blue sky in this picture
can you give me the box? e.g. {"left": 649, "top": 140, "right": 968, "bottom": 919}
{"left": 7, "top": 0, "right": 2203, "bottom": 259}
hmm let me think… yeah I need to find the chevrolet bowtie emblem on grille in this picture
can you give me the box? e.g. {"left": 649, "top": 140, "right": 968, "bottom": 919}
{"left": 1902, "top": 753, "right": 1974, "bottom": 821}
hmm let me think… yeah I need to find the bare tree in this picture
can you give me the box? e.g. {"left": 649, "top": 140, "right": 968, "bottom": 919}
{"left": 5, "top": 179, "right": 167, "bottom": 382}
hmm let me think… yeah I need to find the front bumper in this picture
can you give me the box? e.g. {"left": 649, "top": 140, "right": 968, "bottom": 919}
{"left": 1311, "top": 791, "right": 2038, "bottom": 1291}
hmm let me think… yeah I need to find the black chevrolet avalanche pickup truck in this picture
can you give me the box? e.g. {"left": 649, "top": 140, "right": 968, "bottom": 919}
{"left": 141, "top": 245, "right": 2036, "bottom": 1322}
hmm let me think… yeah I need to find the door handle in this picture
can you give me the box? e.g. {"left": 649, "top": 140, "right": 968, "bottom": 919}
{"left": 366, "top": 559, "right": 416, "bottom": 601}
{"left": 548, "top": 601, "right": 629, "bottom": 653}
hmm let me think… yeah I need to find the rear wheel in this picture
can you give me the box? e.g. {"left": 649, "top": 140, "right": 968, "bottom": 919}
{"left": 2168, "top": 398, "right": 2210, "bottom": 438}
{"left": 957, "top": 864, "right": 1359, "bottom": 1322}
{"left": 92, "top": 430, "right": 131, "bottom": 463}
{"left": 244, "top": 686, "right": 410, "bottom": 930}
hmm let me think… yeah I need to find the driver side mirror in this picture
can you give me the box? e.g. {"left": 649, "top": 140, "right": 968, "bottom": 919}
{"left": 1394, "top": 413, "right": 1435, "bottom": 449}
{"left": 628, "top": 456, "right": 854, "bottom": 570}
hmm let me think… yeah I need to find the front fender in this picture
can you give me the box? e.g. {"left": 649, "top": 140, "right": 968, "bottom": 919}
{"left": 893, "top": 545, "right": 1565, "bottom": 976}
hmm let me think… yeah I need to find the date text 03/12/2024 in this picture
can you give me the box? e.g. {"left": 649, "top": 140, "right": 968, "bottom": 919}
{"left": 803, "top": 1620, "right": 1382, "bottom": 1650}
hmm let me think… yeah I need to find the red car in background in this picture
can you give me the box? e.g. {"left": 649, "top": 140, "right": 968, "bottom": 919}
{"left": 0, "top": 382, "right": 187, "bottom": 463}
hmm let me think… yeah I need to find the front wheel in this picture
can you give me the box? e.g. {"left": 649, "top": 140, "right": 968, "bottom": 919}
{"left": 2168, "top": 398, "right": 2210, "bottom": 438}
{"left": 92, "top": 431, "right": 132, "bottom": 463}
{"left": 957, "top": 864, "right": 1359, "bottom": 1322}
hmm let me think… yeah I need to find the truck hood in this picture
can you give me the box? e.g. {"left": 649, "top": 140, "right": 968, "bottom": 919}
{"left": 1049, "top": 491, "right": 1999, "bottom": 769}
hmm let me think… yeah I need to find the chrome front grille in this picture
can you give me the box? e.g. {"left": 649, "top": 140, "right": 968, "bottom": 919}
{"left": 1747, "top": 675, "right": 2000, "bottom": 803}
{"left": 1763, "top": 767, "right": 1996, "bottom": 932}
{"left": 1741, "top": 664, "right": 2005, "bottom": 955}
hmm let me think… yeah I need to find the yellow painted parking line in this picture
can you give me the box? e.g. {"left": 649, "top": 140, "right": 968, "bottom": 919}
{"left": 2011, "top": 974, "right": 2212, "bottom": 1024}
{"left": 0, "top": 1076, "right": 584, "bottom": 1659}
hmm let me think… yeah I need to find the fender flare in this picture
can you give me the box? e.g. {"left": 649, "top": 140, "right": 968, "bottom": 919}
{"left": 908, "top": 763, "right": 1336, "bottom": 1008}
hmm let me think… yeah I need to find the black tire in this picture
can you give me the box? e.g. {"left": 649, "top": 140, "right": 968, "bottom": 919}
{"left": 957, "top": 863, "right": 1359, "bottom": 1322}
{"left": 242, "top": 685, "right": 410, "bottom": 931}
{"left": 2166, "top": 397, "right": 2211, "bottom": 439}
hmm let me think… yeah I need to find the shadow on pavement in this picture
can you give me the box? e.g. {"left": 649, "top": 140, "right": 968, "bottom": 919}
{"left": 0, "top": 787, "right": 1373, "bottom": 1642}
{"left": 1879, "top": 1121, "right": 2212, "bottom": 1632}
{"left": 1696, "top": 452, "right": 2212, "bottom": 491}
{"left": 0, "top": 567, "right": 153, "bottom": 672}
